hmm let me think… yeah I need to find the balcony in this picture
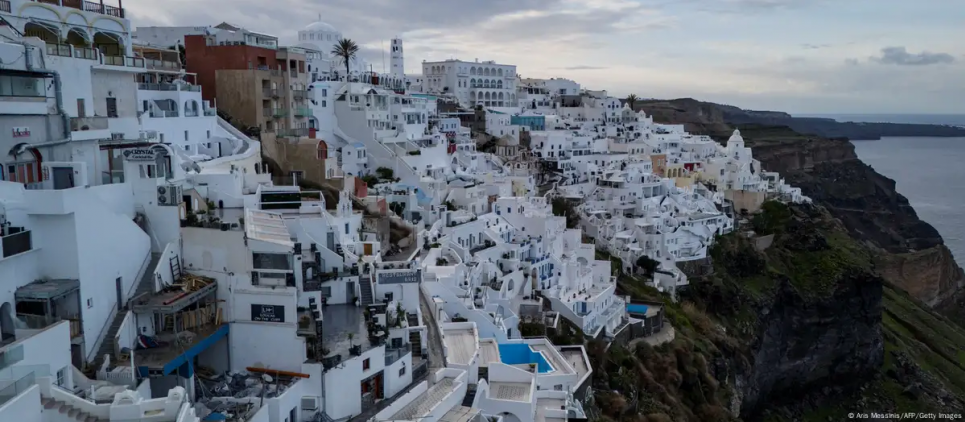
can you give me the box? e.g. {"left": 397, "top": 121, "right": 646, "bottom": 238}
{"left": 272, "top": 108, "right": 287, "bottom": 118}
{"left": 149, "top": 109, "right": 178, "bottom": 118}
{"left": 263, "top": 88, "right": 283, "bottom": 98}
{"left": 144, "top": 59, "right": 180, "bottom": 71}
{"left": 291, "top": 89, "right": 307, "bottom": 99}
{"left": 45, "top": 43, "right": 71, "bottom": 57}
{"left": 262, "top": 108, "right": 272, "bottom": 118}
{"left": 100, "top": 55, "right": 145, "bottom": 68}
{"left": 277, "top": 128, "right": 308, "bottom": 138}
{"left": 43, "top": 0, "right": 125, "bottom": 18}
{"left": 0, "top": 365, "right": 44, "bottom": 408}
{"left": 138, "top": 83, "right": 200, "bottom": 92}
{"left": 293, "top": 107, "right": 311, "bottom": 117}
{"left": 0, "top": 228, "right": 32, "bottom": 259}
{"left": 70, "top": 116, "right": 108, "bottom": 132}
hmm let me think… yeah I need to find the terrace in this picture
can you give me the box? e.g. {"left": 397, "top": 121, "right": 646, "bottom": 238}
{"left": 320, "top": 304, "right": 377, "bottom": 370}
{"left": 30, "top": 0, "right": 125, "bottom": 18}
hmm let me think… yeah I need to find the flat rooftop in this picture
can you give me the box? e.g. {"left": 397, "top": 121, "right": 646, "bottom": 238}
{"left": 15, "top": 279, "right": 79, "bottom": 301}
{"left": 443, "top": 328, "right": 476, "bottom": 365}
{"left": 536, "top": 398, "right": 567, "bottom": 422}
{"left": 560, "top": 348, "right": 590, "bottom": 383}
{"left": 245, "top": 209, "right": 293, "bottom": 247}
{"left": 440, "top": 406, "right": 480, "bottom": 422}
{"left": 489, "top": 382, "right": 531, "bottom": 402}
{"left": 391, "top": 377, "right": 457, "bottom": 420}
{"left": 529, "top": 342, "right": 572, "bottom": 375}
{"left": 321, "top": 305, "right": 377, "bottom": 360}
{"left": 131, "top": 275, "right": 218, "bottom": 314}
{"left": 479, "top": 339, "right": 500, "bottom": 367}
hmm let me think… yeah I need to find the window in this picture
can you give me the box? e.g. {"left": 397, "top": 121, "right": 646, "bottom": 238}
{"left": 184, "top": 130, "right": 189, "bottom": 141}
{"left": 344, "top": 223, "right": 349, "bottom": 235}
{"left": 77, "top": 98, "right": 86, "bottom": 117}
{"left": 106, "top": 97, "right": 118, "bottom": 118}
{"left": 253, "top": 253, "right": 292, "bottom": 270}
{"left": 206, "top": 130, "right": 211, "bottom": 139}
{"left": 86, "top": 298, "right": 93, "bottom": 309}
{"left": 399, "top": 365, "right": 406, "bottom": 376}
{"left": 321, "top": 286, "right": 332, "bottom": 298}
{"left": 56, "top": 367, "right": 66, "bottom": 387}
{"left": 363, "top": 358, "right": 370, "bottom": 371}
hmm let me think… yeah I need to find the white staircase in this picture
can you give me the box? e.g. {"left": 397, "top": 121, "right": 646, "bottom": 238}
{"left": 42, "top": 397, "right": 106, "bottom": 422}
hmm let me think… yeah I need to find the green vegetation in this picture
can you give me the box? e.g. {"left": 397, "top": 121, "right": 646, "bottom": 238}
{"left": 551, "top": 197, "right": 580, "bottom": 229}
{"left": 375, "top": 167, "right": 394, "bottom": 180}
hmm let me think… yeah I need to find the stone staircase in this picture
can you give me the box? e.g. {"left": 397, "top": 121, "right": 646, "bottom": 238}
{"left": 359, "top": 277, "right": 374, "bottom": 306}
{"left": 408, "top": 331, "right": 422, "bottom": 357}
{"left": 133, "top": 253, "right": 163, "bottom": 299}
{"left": 461, "top": 384, "right": 477, "bottom": 407}
{"left": 89, "top": 252, "right": 161, "bottom": 372}
{"left": 42, "top": 397, "right": 106, "bottom": 422}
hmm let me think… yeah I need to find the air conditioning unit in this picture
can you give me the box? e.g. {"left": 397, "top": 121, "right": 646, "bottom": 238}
{"left": 156, "top": 185, "right": 183, "bottom": 206}
{"left": 301, "top": 397, "right": 319, "bottom": 411}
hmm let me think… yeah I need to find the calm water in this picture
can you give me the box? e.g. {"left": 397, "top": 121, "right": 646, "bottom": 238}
{"left": 853, "top": 137, "right": 965, "bottom": 265}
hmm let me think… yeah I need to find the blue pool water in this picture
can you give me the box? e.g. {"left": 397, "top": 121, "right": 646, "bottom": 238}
{"left": 626, "top": 304, "right": 649, "bottom": 315}
{"left": 498, "top": 344, "right": 552, "bottom": 373}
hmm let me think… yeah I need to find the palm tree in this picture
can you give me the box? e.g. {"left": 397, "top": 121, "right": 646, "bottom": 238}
{"left": 331, "top": 38, "right": 360, "bottom": 80}
{"left": 626, "top": 94, "right": 638, "bottom": 110}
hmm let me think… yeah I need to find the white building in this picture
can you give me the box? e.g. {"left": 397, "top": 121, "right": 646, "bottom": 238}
{"left": 421, "top": 59, "right": 517, "bottom": 108}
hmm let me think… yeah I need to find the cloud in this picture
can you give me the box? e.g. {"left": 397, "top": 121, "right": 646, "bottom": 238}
{"left": 869, "top": 46, "right": 956, "bottom": 66}
{"left": 559, "top": 65, "right": 609, "bottom": 70}
{"left": 802, "top": 43, "right": 832, "bottom": 50}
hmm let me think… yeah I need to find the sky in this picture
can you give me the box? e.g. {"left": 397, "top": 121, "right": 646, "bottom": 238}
{"left": 125, "top": 0, "right": 965, "bottom": 114}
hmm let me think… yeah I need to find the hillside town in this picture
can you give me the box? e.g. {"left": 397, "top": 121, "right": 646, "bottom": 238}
{"left": 0, "top": 4, "right": 809, "bottom": 422}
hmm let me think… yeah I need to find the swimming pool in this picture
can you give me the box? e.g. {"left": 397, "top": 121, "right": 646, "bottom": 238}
{"left": 497, "top": 344, "right": 552, "bottom": 373}
{"left": 626, "top": 304, "right": 649, "bottom": 315}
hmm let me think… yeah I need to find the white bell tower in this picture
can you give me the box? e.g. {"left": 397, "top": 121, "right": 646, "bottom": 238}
{"left": 390, "top": 38, "right": 404, "bottom": 79}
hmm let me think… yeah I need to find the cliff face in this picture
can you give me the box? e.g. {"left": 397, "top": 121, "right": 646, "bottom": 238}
{"left": 637, "top": 99, "right": 965, "bottom": 307}
{"left": 742, "top": 126, "right": 965, "bottom": 307}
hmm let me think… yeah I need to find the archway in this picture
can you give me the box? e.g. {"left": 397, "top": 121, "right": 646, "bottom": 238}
{"left": 66, "top": 28, "right": 89, "bottom": 47}
{"left": 0, "top": 302, "right": 14, "bottom": 342}
{"left": 316, "top": 140, "right": 329, "bottom": 160}
{"left": 93, "top": 32, "right": 124, "bottom": 57}
{"left": 24, "top": 22, "right": 59, "bottom": 44}
{"left": 6, "top": 145, "right": 42, "bottom": 184}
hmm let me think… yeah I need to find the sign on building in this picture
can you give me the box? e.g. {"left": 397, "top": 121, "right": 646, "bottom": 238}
{"left": 12, "top": 127, "right": 30, "bottom": 138}
{"left": 251, "top": 304, "right": 285, "bottom": 323}
{"left": 122, "top": 147, "right": 163, "bottom": 161}
{"left": 377, "top": 269, "right": 421, "bottom": 284}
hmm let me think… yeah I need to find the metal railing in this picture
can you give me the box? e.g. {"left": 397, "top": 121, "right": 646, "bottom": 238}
{"left": 145, "top": 59, "right": 180, "bottom": 71}
{"left": 272, "top": 108, "right": 287, "bottom": 118}
{"left": 46, "top": 43, "right": 71, "bottom": 57}
{"left": 291, "top": 89, "right": 306, "bottom": 99}
{"left": 263, "top": 88, "right": 283, "bottom": 98}
{"left": 102, "top": 55, "right": 144, "bottom": 68}
{"left": 293, "top": 107, "right": 311, "bottom": 117}
{"left": 262, "top": 108, "right": 272, "bottom": 117}
{"left": 74, "top": 47, "right": 98, "bottom": 60}
{"left": 204, "top": 108, "right": 217, "bottom": 116}
{"left": 149, "top": 110, "right": 178, "bottom": 118}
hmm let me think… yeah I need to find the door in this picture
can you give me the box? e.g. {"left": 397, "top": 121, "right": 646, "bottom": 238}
{"left": 327, "top": 232, "right": 335, "bottom": 251}
{"left": 52, "top": 167, "right": 74, "bottom": 190}
{"left": 115, "top": 277, "right": 123, "bottom": 311}
{"left": 77, "top": 99, "right": 86, "bottom": 118}
{"left": 363, "top": 243, "right": 373, "bottom": 256}
{"left": 345, "top": 281, "right": 355, "bottom": 303}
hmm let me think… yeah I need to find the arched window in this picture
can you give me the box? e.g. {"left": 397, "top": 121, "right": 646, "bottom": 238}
{"left": 498, "top": 68, "right": 503, "bottom": 77}
{"left": 470, "top": 67, "right": 476, "bottom": 75}
{"left": 497, "top": 80, "right": 503, "bottom": 89}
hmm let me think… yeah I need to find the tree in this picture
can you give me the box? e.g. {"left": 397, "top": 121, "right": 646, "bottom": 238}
{"left": 625, "top": 94, "right": 638, "bottom": 110}
{"left": 636, "top": 255, "right": 659, "bottom": 279}
{"left": 331, "top": 38, "right": 360, "bottom": 80}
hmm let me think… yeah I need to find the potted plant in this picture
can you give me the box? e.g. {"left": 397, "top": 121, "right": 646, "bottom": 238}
{"left": 299, "top": 315, "right": 311, "bottom": 329}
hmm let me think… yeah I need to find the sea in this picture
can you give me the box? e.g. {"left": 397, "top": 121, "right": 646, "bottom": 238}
{"left": 796, "top": 114, "right": 965, "bottom": 266}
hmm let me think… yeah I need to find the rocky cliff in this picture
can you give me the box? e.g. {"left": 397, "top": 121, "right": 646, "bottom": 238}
{"left": 637, "top": 99, "right": 965, "bottom": 308}
{"left": 637, "top": 98, "right": 965, "bottom": 140}
{"left": 591, "top": 204, "right": 965, "bottom": 422}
